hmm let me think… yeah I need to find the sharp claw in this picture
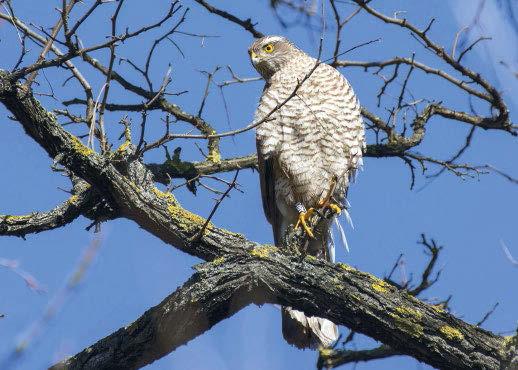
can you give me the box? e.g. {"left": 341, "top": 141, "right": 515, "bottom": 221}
{"left": 295, "top": 209, "right": 315, "bottom": 238}
{"left": 328, "top": 204, "right": 341, "bottom": 215}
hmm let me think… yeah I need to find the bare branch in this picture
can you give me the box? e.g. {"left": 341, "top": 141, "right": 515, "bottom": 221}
{"left": 318, "top": 344, "right": 399, "bottom": 369}
{"left": 193, "top": 0, "right": 264, "bottom": 38}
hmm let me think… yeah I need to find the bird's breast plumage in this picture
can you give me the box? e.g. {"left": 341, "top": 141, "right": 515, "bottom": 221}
{"left": 255, "top": 54, "right": 365, "bottom": 208}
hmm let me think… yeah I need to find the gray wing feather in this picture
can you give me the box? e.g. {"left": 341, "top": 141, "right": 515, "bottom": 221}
{"left": 257, "top": 141, "right": 283, "bottom": 246}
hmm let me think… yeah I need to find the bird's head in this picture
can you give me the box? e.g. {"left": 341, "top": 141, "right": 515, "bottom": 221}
{"left": 248, "top": 35, "right": 300, "bottom": 80}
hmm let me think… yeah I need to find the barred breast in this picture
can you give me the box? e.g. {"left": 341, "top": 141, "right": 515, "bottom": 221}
{"left": 255, "top": 54, "right": 365, "bottom": 209}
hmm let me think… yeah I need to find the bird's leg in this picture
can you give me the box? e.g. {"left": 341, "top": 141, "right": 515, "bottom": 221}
{"left": 318, "top": 176, "right": 341, "bottom": 215}
{"left": 294, "top": 203, "right": 315, "bottom": 238}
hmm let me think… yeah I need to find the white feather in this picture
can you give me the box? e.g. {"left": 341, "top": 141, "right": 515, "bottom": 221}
{"left": 342, "top": 207, "right": 354, "bottom": 230}
{"left": 328, "top": 229, "right": 336, "bottom": 263}
{"left": 334, "top": 217, "right": 350, "bottom": 253}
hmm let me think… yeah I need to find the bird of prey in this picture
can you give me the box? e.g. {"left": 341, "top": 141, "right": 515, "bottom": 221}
{"left": 249, "top": 35, "right": 365, "bottom": 349}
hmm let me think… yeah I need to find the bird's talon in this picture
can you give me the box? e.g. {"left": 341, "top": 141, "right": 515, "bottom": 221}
{"left": 328, "top": 203, "right": 341, "bottom": 215}
{"left": 295, "top": 209, "right": 315, "bottom": 238}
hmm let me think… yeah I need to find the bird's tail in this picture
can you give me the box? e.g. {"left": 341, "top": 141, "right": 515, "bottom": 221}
{"left": 280, "top": 217, "right": 339, "bottom": 349}
{"left": 281, "top": 307, "right": 338, "bottom": 349}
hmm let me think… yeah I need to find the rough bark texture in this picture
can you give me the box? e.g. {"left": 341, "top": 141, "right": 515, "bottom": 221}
{"left": 1, "top": 70, "right": 517, "bottom": 370}
{"left": 50, "top": 253, "right": 517, "bottom": 370}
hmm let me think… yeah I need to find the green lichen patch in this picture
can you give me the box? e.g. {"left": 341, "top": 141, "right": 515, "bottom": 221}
{"left": 69, "top": 134, "right": 94, "bottom": 156}
{"left": 250, "top": 246, "right": 278, "bottom": 259}
{"left": 336, "top": 262, "right": 355, "bottom": 272}
{"left": 67, "top": 194, "right": 80, "bottom": 205}
{"left": 206, "top": 148, "right": 221, "bottom": 164}
{"left": 319, "top": 348, "right": 334, "bottom": 357}
{"left": 166, "top": 204, "right": 211, "bottom": 233}
{"left": 395, "top": 306, "right": 423, "bottom": 321}
{"left": 371, "top": 278, "right": 390, "bottom": 293}
{"left": 439, "top": 325, "right": 464, "bottom": 341}
{"left": 211, "top": 256, "right": 226, "bottom": 265}
{"left": 430, "top": 304, "right": 445, "bottom": 314}
{"left": 390, "top": 305, "right": 424, "bottom": 339}
{"left": 390, "top": 313, "right": 424, "bottom": 338}
{"left": 500, "top": 335, "right": 518, "bottom": 360}
{"left": 2, "top": 214, "right": 31, "bottom": 223}
{"left": 151, "top": 187, "right": 177, "bottom": 205}
{"left": 115, "top": 140, "right": 131, "bottom": 155}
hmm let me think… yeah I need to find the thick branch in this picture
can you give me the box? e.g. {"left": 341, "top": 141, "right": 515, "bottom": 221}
{"left": 0, "top": 192, "right": 88, "bottom": 238}
{"left": 146, "top": 154, "right": 257, "bottom": 184}
{"left": 52, "top": 253, "right": 517, "bottom": 370}
{"left": 50, "top": 257, "right": 257, "bottom": 370}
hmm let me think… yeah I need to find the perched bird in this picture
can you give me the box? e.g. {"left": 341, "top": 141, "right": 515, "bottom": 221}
{"left": 249, "top": 35, "right": 365, "bottom": 349}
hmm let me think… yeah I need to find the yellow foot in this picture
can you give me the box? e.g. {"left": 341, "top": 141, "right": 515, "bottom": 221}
{"left": 327, "top": 203, "right": 341, "bottom": 215}
{"left": 295, "top": 208, "right": 316, "bottom": 238}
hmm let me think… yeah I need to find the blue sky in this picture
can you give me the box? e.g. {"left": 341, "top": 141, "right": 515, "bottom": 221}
{"left": 0, "top": 1, "right": 517, "bottom": 369}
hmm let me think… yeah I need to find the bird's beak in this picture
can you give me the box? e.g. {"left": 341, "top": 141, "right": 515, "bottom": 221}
{"left": 249, "top": 49, "right": 259, "bottom": 65}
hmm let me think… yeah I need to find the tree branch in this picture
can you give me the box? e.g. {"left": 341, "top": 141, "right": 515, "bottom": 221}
{"left": 318, "top": 344, "right": 399, "bottom": 369}
{"left": 0, "top": 186, "right": 91, "bottom": 238}
{"left": 193, "top": 0, "right": 264, "bottom": 38}
{"left": 51, "top": 252, "right": 517, "bottom": 370}
{"left": 50, "top": 256, "right": 258, "bottom": 370}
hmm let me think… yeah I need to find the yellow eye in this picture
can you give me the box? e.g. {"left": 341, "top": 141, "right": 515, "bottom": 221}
{"left": 263, "top": 44, "right": 274, "bottom": 53}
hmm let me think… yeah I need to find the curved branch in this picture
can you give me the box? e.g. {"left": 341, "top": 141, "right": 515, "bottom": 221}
{"left": 334, "top": 58, "right": 490, "bottom": 101}
{"left": 318, "top": 345, "right": 399, "bottom": 369}
{"left": 50, "top": 257, "right": 257, "bottom": 370}
{"left": 193, "top": 0, "right": 264, "bottom": 38}
{"left": 51, "top": 252, "right": 516, "bottom": 370}
{"left": 0, "top": 190, "right": 90, "bottom": 238}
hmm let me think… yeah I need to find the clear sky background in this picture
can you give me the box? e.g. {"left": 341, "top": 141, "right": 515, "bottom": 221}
{"left": 0, "top": 1, "right": 517, "bottom": 369}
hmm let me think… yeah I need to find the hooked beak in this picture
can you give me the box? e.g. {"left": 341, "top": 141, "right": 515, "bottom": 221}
{"left": 248, "top": 49, "right": 259, "bottom": 65}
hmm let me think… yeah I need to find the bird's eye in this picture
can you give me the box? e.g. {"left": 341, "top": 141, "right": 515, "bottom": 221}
{"left": 263, "top": 44, "right": 274, "bottom": 53}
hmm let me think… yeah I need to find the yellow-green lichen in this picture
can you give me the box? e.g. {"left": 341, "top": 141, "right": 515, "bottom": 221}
{"left": 439, "top": 325, "right": 464, "bottom": 341}
{"left": 3, "top": 215, "right": 30, "bottom": 223}
{"left": 206, "top": 130, "right": 221, "bottom": 164}
{"left": 206, "top": 148, "right": 221, "bottom": 164}
{"left": 503, "top": 335, "right": 515, "bottom": 347}
{"left": 499, "top": 335, "right": 518, "bottom": 359}
{"left": 350, "top": 293, "right": 361, "bottom": 302}
{"left": 128, "top": 181, "right": 141, "bottom": 193}
{"left": 331, "top": 276, "right": 343, "bottom": 290}
{"left": 115, "top": 140, "right": 131, "bottom": 154}
{"left": 166, "top": 204, "right": 211, "bottom": 233}
{"left": 69, "top": 134, "right": 94, "bottom": 156}
{"left": 152, "top": 187, "right": 177, "bottom": 205}
{"left": 336, "top": 262, "right": 354, "bottom": 272}
{"left": 212, "top": 257, "right": 226, "bottom": 265}
{"left": 250, "top": 246, "right": 278, "bottom": 259}
{"left": 371, "top": 278, "right": 390, "bottom": 293}
{"left": 390, "top": 313, "right": 424, "bottom": 338}
{"left": 319, "top": 348, "right": 334, "bottom": 357}
{"left": 390, "top": 305, "right": 424, "bottom": 339}
{"left": 430, "top": 304, "right": 445, "bottom": 314}
{"left": 67, "top": 194, "right": 79, "bottom": 205}
{"left": 305, "top": 255, "right": 317, "bottom": 261}
{"left": 395, "top": 306, "right": 423, "bottom": 320}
